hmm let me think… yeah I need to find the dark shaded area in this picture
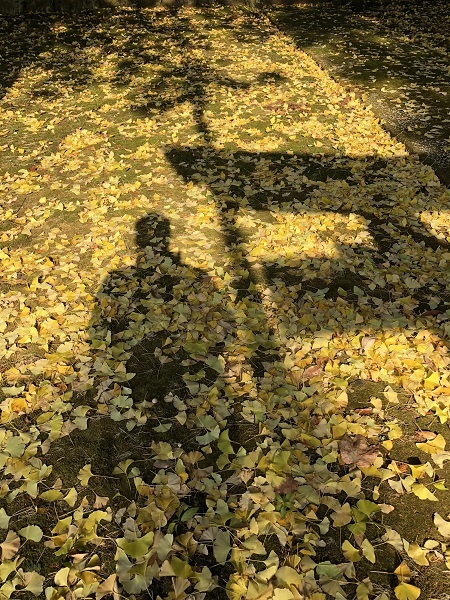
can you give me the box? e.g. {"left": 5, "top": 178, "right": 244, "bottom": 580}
{"left": 0, "top": 6, "right": 197, "bottom": 99}
{"left": 0, "top": 15, "right": 52, "bottom": 99}
{"left": 0, "top": 10, "right": 109, "bottom": 100}
{"left": 166, "top": 145, "right": 450, "bottom": 319}
{"left": 0, "top": 5, "right": 250, "bottom": 104}
{"left": 0, "top": 0, "right": 307, "bottom": 16}
{"left": 267, "top": 1, "right": 450, "bottom": 184}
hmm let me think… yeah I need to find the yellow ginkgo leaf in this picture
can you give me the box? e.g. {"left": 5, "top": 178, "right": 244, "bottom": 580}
{"left": 342, "top": 539, "right": 361, "bottom": 562}
{"left": 394, "top": 582, "right": 421, "bottom": 600}
{"left": 77, "top": 464, "right": 94, "bottom": 486}
{"left": 394, "top": 561, "right": 411, "bottom": 583}
{"left": 434, "top": 513, "right": 450, "bottom": 538}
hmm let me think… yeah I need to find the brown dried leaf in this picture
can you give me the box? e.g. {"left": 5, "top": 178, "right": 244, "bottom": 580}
{"left": 415, "top": 431, "right": 437, "bottom": 441}
{"left": 303, "top": 364, "right": 323, "bottom": 379}
{"left": 339, "top": 434, "right": 381, "bottom": 468}
{"left": 0, "top": 530, "right": 20, "bottom": 560}
{"left": 275, "top": 476, "right": 298, "bottom": 495}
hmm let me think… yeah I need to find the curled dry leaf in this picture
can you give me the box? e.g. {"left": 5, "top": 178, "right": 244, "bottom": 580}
{"left": 94, "top": 495, "right": 109, "bottom": 509}
{"left": 360, "top": 335, "right": 376, "bottom": 354}
{"left": 96, "top": 574, "right": 119, "bottom": 600}
{"left": 354, "top": 407, "right": 374, "bottom": 415}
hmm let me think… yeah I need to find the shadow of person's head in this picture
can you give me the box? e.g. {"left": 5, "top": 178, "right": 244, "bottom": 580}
{"left": 135, "top": 212, "right": 171, "bottom": 251}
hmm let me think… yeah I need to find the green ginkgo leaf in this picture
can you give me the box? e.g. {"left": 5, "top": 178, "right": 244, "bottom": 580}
{"left": 18, "top": 526, "right": 43, "bottom": 542}
{"left": 213, "top": 530, "right": 231, "bottom": 563}
{"left": 116, "top": 532, "right": 154, "bottom": 559}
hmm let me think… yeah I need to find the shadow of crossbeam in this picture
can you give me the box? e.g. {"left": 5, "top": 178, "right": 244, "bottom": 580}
{"left": 166, "top": 145, "right": 450, "bottom": 339}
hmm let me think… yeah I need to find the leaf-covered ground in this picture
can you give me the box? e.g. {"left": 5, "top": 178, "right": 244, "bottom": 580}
{"left": 269, "top": 0, "right": 450, "bottom": 183}
{"left": 1, "top": 4, "right": 450, "bottom": 600}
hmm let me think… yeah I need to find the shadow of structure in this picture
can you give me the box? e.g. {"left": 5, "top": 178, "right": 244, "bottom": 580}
{"left": 165, "top": 143, "right": 450, "bottom": 346}
{"left": 267, "top": 1, "right": 450, "bottom": 183}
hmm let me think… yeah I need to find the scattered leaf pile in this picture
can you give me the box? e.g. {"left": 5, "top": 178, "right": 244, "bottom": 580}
{"left": 1, "top": 5, "right": 450, "bottom": 600}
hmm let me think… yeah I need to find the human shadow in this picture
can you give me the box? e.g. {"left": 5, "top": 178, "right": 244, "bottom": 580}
{"left": 91, "top": 212, "right": 211, "bottom": 407}
{"left": 90, "top": 210, "right": 279, "bottom": 427}
{"left": 80, "top": 210, "right": 282, "bottom": 596}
